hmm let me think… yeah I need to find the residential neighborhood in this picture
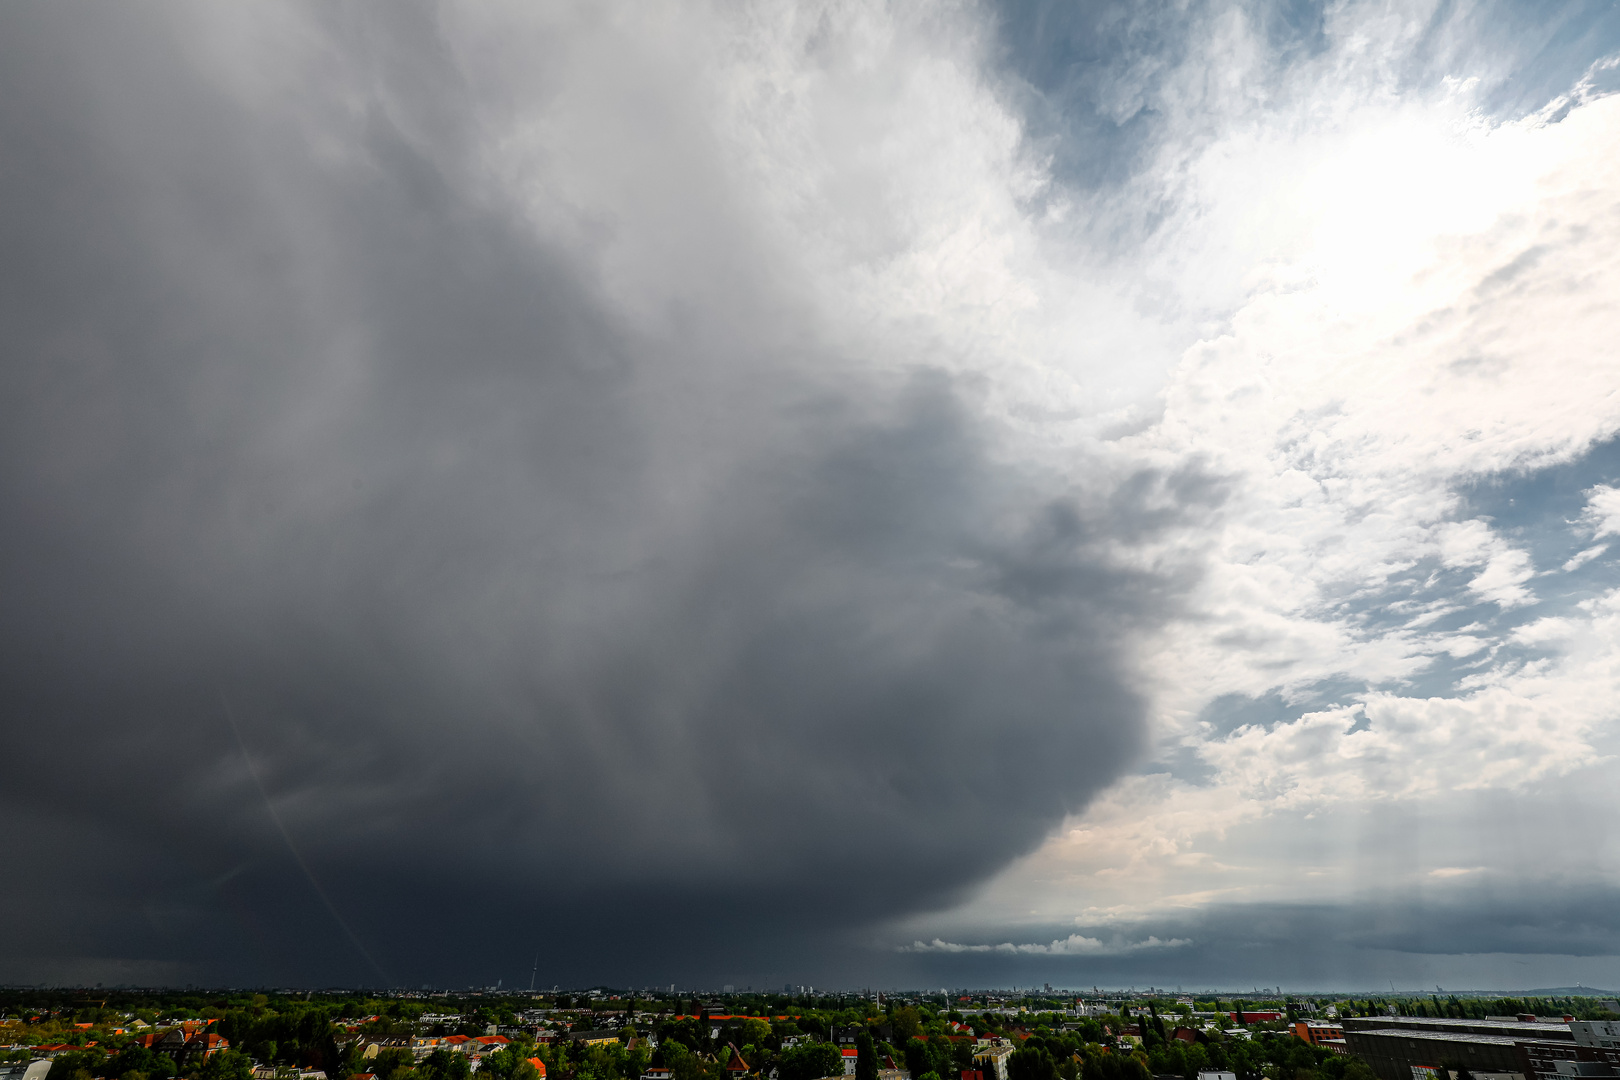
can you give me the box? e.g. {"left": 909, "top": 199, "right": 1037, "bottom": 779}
{"left": 5, "top": 989, "right": 1620, "bottom": 1080}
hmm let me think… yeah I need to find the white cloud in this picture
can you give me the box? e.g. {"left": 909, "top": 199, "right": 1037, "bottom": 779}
{"left": 901, "top": 934, "right": 1190, "bottom": 956}
{"left": 1563, "top": 544, "right": 1608, "bottom": 572}
{"left": 1583, "top": 485, "right": 1620, "bottom": 539}
{"left": 901, "top": 4, "right": 1620, "bottom": 949}
{"left": 431, "top": 0, "right": 1195, "bottom": 444}
{"left": 1435, "top": 521, "right": 1537, "bottom": 608}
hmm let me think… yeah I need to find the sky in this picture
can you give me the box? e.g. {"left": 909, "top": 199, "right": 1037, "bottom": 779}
{"left": 1, "top": 0, "right": 1619, "bottom": 994}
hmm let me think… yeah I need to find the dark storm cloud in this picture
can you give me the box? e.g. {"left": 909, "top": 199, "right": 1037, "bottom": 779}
{"left": 0, "top": 2, "right": 1206, "bottom": 988}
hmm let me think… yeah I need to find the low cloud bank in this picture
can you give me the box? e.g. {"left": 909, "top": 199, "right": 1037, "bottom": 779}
{"left": 902, "top": 935, "right": 1191, "bottom": 956}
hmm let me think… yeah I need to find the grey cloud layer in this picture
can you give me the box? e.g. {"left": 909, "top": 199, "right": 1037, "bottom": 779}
{"left": 889, "top": 883, "right": 1620, "bottom": 990}
{"left": 0, "top": 2, "right": 1202, "bottom": 987}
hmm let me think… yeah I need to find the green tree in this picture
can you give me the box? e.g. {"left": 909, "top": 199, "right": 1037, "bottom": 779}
{"left": 856, "top": 1034, "right": 878, "bottom": 1080}
{"left": 912, "top": 1038, "right": 955, "bottom": 1080}
{"left": 666, "top": 1041, "right": 706, "bottom": 1080}
{"left": 1009, "top": 1047, "right": 1058, "bottom": 1080}
{"left": 195, "top": 1051, "right": 254, "bottom": 1080}
{"left": 891, "top": 1012, "right": 922, "bottom": 1044}
{"left": 482, "top": 1048, "right": 540, "bottom": 1080}
{"left": 324, "top": 1038, "right": 366, "bottom": 1080}
{"left": 781, "top": 1043, "right": 843, "bottom": 1080}
{"left": 902, "top": 1040, "right": 932, "bottom": 1080}
{"left": 47, "top": 1050, "right": 107, "bottom": 1080}
{"left": 109, "top": 1045, "right": 179, "bottom": 1080}
{"left": 370, "top": 1048, "right": 415, "bottom": 1080}
{"left": 1181, "top": 1044, "right": 1209, "bottom": 1080}
{"left": 419, "top": 1049, "right": 472, "bottom": 1080}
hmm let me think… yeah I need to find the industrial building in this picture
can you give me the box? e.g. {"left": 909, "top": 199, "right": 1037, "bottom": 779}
{"left": 1343, "top": 1027, "right": 1527, "bottom": 1080}
{"left": 1340, "top": 1017, "right": 1620, "bottom": 1080}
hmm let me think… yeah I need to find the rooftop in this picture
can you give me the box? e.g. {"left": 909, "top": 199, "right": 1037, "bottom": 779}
{"left": 1350, "top": 1029, "right": 1522, "bottom": 1046}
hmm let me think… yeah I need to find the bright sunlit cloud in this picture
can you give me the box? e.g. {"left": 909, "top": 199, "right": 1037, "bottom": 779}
{"left": 893, "top": 2, "right": 1620, "bottom": 984}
